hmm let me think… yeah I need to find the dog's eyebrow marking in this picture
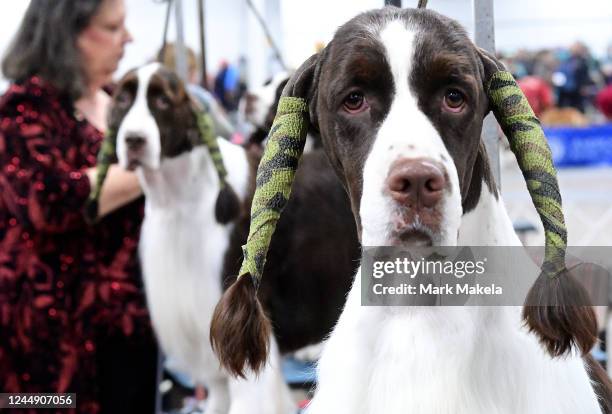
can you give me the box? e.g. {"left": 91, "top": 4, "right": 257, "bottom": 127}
{"left": 148, "top": 72, "right": 179, "bottom": 102}
{"left": 429, "top": 53, "right": 474, "bottom": 77}
{"left": 135, "top": 63, "right": 162, "bottom": 107}
{"left": 117, "top": 71, "right": 138, "bottom": 90}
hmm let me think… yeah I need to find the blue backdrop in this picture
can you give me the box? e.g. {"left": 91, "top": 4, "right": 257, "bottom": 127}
{"left": 544, "top": 124, "right": 612, "bottom": 168}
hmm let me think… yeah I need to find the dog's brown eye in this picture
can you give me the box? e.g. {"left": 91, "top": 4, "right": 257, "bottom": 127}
{"left": 116, "top": 91, "right": 132, "bottom": 109}
{"left": 343, "top": 91, "right": 367, "bottom": 113}
{"left": 443, "top": 89, "right": 465, "bottom": 112}
{"left": 154, "top": 96, "right": 171, "bottom": 111}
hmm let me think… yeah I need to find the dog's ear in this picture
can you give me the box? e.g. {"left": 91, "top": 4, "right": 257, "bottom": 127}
{"left": 188, "top": 95, "right": 241, "bottom": 225}
{"left": 160, "top": 65, "right": 241, "bottom": 224}
{"left": 476, "top": 47, "right": 597, "bottom": 358}
{"left": 210, "top": 52, "right": 324, "bottom": 378}
{"left": 84, "top": 88, "right": 127, "bottom": 224}
{"left": 84, "top": 128, "right": 118, "bottom": 223}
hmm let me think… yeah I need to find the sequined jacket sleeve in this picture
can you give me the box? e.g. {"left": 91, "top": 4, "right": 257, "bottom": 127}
{"left": 0, "top": 83, "right": 93, "bottom": 233}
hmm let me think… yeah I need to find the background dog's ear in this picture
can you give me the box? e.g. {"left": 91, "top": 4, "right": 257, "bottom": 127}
{"left": 84, "top": 90, "right": 125, "bottom": 223}
{"left": 281, "top": 51, "right": 327, "bottom": 133}
{"left": 210, "top": 52, "right": 324, "bottom": 378}
{"left": 188, "top": 95, "right": 241, "bottom": 224}
{"left": 84, "top": 128, "right": 118, "bottom": 223}
{"left": 476, "top": 47, "right": 597, "bottom": 358}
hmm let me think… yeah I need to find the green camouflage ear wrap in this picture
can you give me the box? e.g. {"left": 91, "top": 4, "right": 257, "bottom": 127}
{"left": 486, "top": 71, "right": 567, "bottom": 274}
{"left": 237, "top": 97, "right": 309, "bottom": 288}
{"left": 483, "top": 55, "right": 597, "bottom": 357}
{"left": 196, "top": 111, "right": 230, "bottom": 188}
{"left": 84, "top": 110, "right": 234, "bottom": 223}
{"left": 84, "top": 128, "right": 116, "bottom": 223}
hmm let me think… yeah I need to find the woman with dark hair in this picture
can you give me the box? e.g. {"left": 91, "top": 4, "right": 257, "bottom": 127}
{"left": 0, "top": 1, "right": 158, "bottom": 412}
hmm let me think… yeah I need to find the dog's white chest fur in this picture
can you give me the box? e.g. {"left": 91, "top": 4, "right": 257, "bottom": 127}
{"left": 306, "top": 192, "right": 601, "bottom": 414}
{"left": 138, "top": 142, "right": 248, "bottom": 382}
{"left": 308, "top": 282, "right": 600, "bottom": 414}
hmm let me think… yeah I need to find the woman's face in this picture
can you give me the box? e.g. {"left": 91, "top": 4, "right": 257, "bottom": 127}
{"left": 77, "top": 0, "right": 132, "bottom": 90}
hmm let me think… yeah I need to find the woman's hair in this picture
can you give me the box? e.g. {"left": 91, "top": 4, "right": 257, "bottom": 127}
{"left": 1, "top": 0, "right": 104, "bottom": 100}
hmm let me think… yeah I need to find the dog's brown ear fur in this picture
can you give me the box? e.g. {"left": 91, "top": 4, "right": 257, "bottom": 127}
{"left": 476, "top": 46, "right": 598, "bottom": 357}
{"left": 209, "top": 53, "right": 323, "bottom": 377}
{"left": 523, "top": 270, "right": 597, "bottom": 356}
{"left": 210, "top": 275, "right": 272, "bottom": 377}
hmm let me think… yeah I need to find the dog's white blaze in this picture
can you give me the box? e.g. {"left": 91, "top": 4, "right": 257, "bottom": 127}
{"left": 308, "top": 19, "right": 601, "bottom": 414}
{"left": 359, "top": 21, "right": 462, "bottom": 247}
{"left": 116, "top": 62, "right": 162, "bottom": 170}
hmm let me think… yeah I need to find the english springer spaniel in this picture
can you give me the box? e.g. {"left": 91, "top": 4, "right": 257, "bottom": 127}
{"left": 211, "top": 7, "right": 612, "bottom": 414}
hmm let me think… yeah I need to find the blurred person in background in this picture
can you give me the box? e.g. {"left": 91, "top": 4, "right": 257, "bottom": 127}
{"left": 213, "top": 60, "right": 247, "bottom": 115}
{"left": 596, "top": 84, "right": 612, "bottom": 121}
{"left": 601, "top": 44, "right": 612, "bottom": 85}
{"left": 531, "top": 49, "right": 559, "bottom": 84}
{"left": 517, "top": 75, "right": 554, "bottom": 118}
{"left": 158, "top": 43, "right": 236, "bottom": 141}
{"left": 553, "top": 42, "right": 595, "bottom": 113}
{"left": 0, "top": 0, "right": 158, "bottom": 412}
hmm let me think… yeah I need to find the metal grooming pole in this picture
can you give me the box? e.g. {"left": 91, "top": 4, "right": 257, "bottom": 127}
{"left": 197, "top": 0, "right": 208, "bottom": 87}
{"left": 174, "top": 0, "right": 189, "bottom": 82}
{"left": 473, "top": 0, "right": 501, "bottom": 184}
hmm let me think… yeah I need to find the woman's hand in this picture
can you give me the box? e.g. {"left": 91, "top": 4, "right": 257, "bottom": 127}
{"left": 86, "top": 165, "right": 142, "bottom": 218}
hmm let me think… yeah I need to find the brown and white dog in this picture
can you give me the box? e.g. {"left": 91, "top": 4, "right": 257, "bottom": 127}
{"left": 213, "top": 7, "right": 611, "bottom": 414}
{"left": 242, "top": 71, "right": 322, "bottom": 153}
{"left": 108, "top": 63, "right": 359, "bottom": 414}
{"left": 242, "top": 71, "right": 290, "bottom": 148}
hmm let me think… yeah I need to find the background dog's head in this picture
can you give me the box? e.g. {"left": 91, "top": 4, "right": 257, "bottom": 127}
{"left": 111, "top": 63, "right": 204, "bottom": 171}
{"left": 94, "top": 62, "right": 240, "bottom": 224}
{"left": 243, "top": 71, "right": 290, "bottom": 134}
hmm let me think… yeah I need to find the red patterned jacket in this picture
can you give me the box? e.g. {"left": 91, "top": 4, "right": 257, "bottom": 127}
{"left": 0, "top": 77, "right": 154, "bottom": 413}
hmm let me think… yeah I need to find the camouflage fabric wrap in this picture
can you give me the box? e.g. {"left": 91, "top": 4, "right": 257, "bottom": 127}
{"left": 84, "top": 111, "right": 230, "bottom": 222}
{"left": 486, "top": 71, "right": 567, "bottom": 275}
{"left": 84, "top": 128, "right": 116, "bottom": 223}
{"left": 196, "top": 111, "right": 229, "bottom": 188}
{"left": 238, "top": 97, "right": 309, "bottom": 287}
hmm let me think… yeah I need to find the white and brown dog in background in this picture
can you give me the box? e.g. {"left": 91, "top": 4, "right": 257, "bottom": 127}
{"left": 109, "top": 62, "right": 360, "bottom": 413}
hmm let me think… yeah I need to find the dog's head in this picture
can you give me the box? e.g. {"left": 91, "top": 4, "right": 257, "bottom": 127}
{"left": 311, "top": 10, "right": 495, "bottom": 247}
{"left": 86, "top": 62, "right": 240, "bottom": 224}
{"left": 111, "top": 63, "right": 202, "bottom": 171}
{"left": 211, "top": 7, "right": 596, "bottom": 375}
{"left": 238, "top": 9, "right": 495, "bottom": 249}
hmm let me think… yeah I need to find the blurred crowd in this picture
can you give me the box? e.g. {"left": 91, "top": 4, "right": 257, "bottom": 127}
{"left": 500, "top": 42, "right": 612, "bottom": 125}
{"left": 184, "top": 40, "right": 612, "bottom": 134}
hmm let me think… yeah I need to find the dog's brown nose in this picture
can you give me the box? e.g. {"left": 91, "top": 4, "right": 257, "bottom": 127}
{"left": 125, "top": 135, "right": 146, "bottom": 151}
{"left": 386, "top": 158, "right": 445, "bottom": 208}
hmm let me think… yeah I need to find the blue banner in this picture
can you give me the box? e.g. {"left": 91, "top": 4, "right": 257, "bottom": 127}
{"left": 545, "top": 124, "right": 612, "bottom": 168}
